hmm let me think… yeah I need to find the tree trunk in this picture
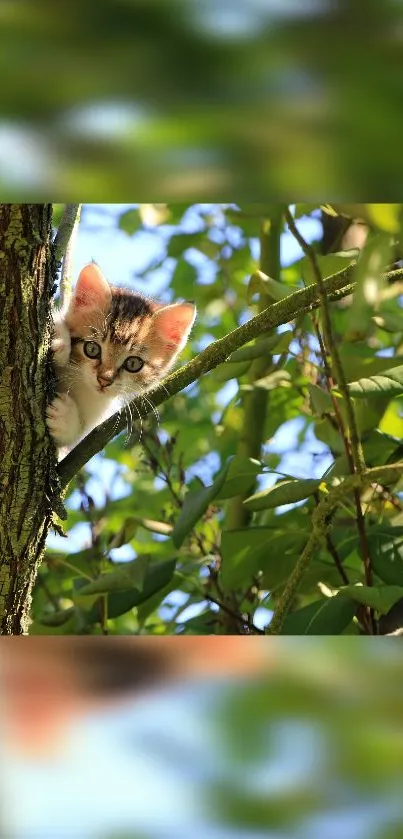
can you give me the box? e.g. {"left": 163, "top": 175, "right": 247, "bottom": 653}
{"left": 0, "top": 204, "right": 54, "bottom": 634}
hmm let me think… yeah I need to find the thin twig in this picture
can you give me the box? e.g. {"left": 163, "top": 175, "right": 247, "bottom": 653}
{"left": 354, "top": 487, "right": 376, "bottom": 633}
{"left": 285, "top": 207, "right": 365, "bottom": 475}
{"left": 204, "top": 592, "right": 265, "bottom": 635}
{"left": 313, "top": 491, "right": 349, "bottom": 585}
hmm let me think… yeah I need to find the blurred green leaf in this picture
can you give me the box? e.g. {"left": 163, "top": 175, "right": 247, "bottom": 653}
{"left": 369, "top": 527, "right": 403, "bottom": 586}
{"left": 77, "top": 555, "right": 149, "bottom": 596}
{"left": 118, "top": 208, "right": 142, "bottom": 235}
{"left": 247, "top": 270, "right": 298, "bottom": 303}
{"left": 172, "top": 462, "right": 230, "bottom": 548}
{"left": 346, "top": 233, "right": 391, "bottom": 338}
{"left": 280, "top": 596, "right": 357, "bottom": 634}
{"left": 300, "top": 252, "right": 356, "bottom": 286}
{"left": 346, "top": 365, "right": 403, "bottom": 398}
{"left": 216, "top": 456, "right": 263, "bottom": 501}
{"left": 86, "top": 559, "right": 177, "bottom": 622}
{"left": 244, "top": 478, "right": 322, "bottom": 511}
{"left": 228, "top": 334, "right": 287, "bottom": 363}
{"left": 37, "top": 606, "right": 75, "bottom": 627}
{"left": 341, "top": 584, "right": 403, "bottom": 614}
{"left": 213, "top": 359, "right": 252, "bottom": 382}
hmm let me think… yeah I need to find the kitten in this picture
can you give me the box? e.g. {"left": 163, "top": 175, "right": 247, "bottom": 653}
{"left": 46, "top": 263, "right": 196, "bottom": 449}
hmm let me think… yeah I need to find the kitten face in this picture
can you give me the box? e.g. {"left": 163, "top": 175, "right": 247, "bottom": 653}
{"left": 64, "top": 264, "right": 196, "bottom": 401}
{"left": 47, "top": 263, "right": 196, "bottom": 449}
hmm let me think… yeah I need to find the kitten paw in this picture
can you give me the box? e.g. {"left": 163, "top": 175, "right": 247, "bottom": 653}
{"left": 51, "top": 318, "right": 71, "bottom": 367}
{"left": 46, "top": 393, "right": 82, "bottom": 447}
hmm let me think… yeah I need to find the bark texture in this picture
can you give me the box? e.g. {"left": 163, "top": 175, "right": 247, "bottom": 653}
{"left": 0, "top": 204, "right": 54, "bottom": 634}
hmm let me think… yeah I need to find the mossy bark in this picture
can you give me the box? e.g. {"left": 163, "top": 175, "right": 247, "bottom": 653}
{"left": 0, "top": 204, "right": 54, "bottom": 634}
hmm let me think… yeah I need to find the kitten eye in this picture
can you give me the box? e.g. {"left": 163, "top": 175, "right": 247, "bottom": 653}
{"left": 83, "top": 341, "right": 101, "bottom": 359}
{"left": 123, "top": 356, "right": 144, "bottom": 373}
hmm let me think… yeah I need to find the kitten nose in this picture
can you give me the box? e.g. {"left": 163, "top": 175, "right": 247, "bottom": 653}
{"left": 97, "top": 372, "right": 114, "bottom": 388}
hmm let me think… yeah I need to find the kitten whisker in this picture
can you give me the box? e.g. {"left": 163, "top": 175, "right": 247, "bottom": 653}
{"left": 128, "top": 395, "right": 143, "bottom": 446}
{"left": 157, "top": 381, "right": 171, "bottom": 399}
{"left": 140, "top": 392, "right": 160, "bottom": 426}
{"left": 109, "top": 401, "right": 124, "bottom": 439}
{"left": 119, "top": 387, "right": 143, "bottom": 446}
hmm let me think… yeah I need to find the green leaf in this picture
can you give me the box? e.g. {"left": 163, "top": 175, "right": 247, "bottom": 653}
{"left": 338, "top": 343, "right": 403, "bottom": 380}
{"left": 214, "top": 359, "right": 252, "bottom": 382}
{"left": 368, "top": 527, "right": 403, "bottom": 586}
{"left": 363, "top": 429, "right": 403, "bottom": 467}
{"left": 300, "top": 252, "right": 356, "bottom": 287}
{"left": 167, "top": 232, "right": 219, "bottom": 259}
{"left": 37, "top": 607, "right": 75, "bottom": 627}
{"left": 220, "top": 527, "right": 306, "bottom": 591}
{"left": 355, "top": 397, "right": 390, "bottom": 437}
{"left": 314, "top": 419, "right": 346, "bottom": 454}
{"left": 366, "top": 204, "right": 401, "bottom": 234}
{"left": 224, "top": 209, "right": 261, "bottom": 237}
{"left": 244, "top": 478, "right": 322, "bottom": 511}
{"left": 118, "top": 208, "right": 142, "bottom": 235}
{"left": 136, "top": 573, "right": 182, "bottom": 626}
{"left": 77, "top": 555, "right": 149, "bottom": 596}
{"left": 346, "top": 365, "right": 403, "bottom": 398}
{"left": 171, "top": 258, "right": 198, "bottom": 297}
{"left": 220, "top": 527, "right": 279, "bottom": 590}
{"left": 167, "top": 232, "right": 199, "bottom": 257}
{"left": 327, "top": 429, "right": 403, "bottom": 478}
{"left": 216, "top": 456, "right": 263, "bottom": 501}
{"left": 346, "top": 233, "right": 391, "bottom": 338}
{"left": 172, "top": 462, "right": 230, "bottom": 548}
{"left": 108, "top": 518, "right": 139, "bottom": 549}
{"left": 228, "top": 334, "right": 288, "bottom": 363}
{"left": 308, "top": 384, "right": 334, "bottom": 416}
{"left": 259, "top": 532, "right": 310, "bottom": 591}
{"left": 247, "top": 270, "right": 298, "bottom": 304}
{"left": 341, "top": 584, "right": 403, "bottom": 614}
{"left": 248, "top": 370, "right": 292, "bottom": 391}
{"left": 86, "top": 559, "right": 176, "bottom": 622}
{"left": 373, "top": 310, "right": 403, "bottom": 333}
{"left": 180, "top": 610, "right": 219, "bottom": 634}
{"left": 280, "top": 595, "right": 357, "bottom": 634}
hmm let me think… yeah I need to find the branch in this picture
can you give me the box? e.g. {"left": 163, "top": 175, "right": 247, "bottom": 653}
{"left": 53, "top": 204, "right": 81, "bottom": 268}
{"left": 57, "top": 264, "right": 402, "bottom": 489}
{"left": 313, "top": 491, "right": 349, "bottom": 586}
{"left": 267, "top": 462, "right": 403, "bottom": 635}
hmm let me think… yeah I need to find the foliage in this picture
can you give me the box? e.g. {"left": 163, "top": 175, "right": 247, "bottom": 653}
{"left": 2, "top": 3, "right": 403, "bottom": 198}
{"left": 31, "top": 203, "right": 403, "bottom": 635}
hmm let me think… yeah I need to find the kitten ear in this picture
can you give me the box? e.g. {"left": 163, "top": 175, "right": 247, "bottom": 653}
{"left": 71, "top": 264, "right": 111, "bottom": 310}
{"left": 152, "top": 302, "right": 196, "bottom": 352}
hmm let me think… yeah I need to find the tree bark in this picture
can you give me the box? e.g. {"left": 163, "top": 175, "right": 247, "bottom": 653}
{"left": 0, "top": 204, "right": 54, "bottom": 634}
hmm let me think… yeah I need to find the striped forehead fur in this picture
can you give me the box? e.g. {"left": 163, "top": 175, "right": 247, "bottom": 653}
{"left": 106, "top": 287, "right": 153, "bottom": 344}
